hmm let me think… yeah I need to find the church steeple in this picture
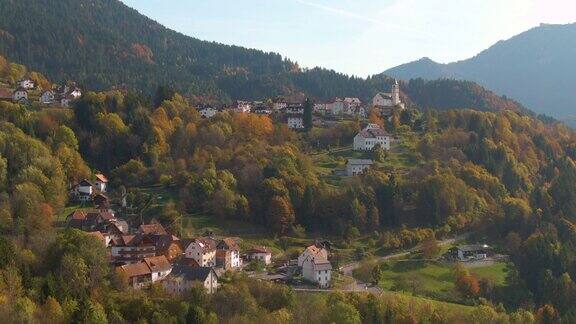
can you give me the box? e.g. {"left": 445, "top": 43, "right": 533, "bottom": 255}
{"left": 392, "top": 79, "right": 400, "bottom": 106}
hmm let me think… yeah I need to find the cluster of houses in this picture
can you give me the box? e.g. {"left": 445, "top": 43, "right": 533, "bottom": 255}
{"left": 195, "top": 81, "right": 405, "bottom": 131}
{"left": 71, "top": 173, "right": 110, "bottom": 205}
{"left": 0, "top": 78, "right": 82, "bottom": 107}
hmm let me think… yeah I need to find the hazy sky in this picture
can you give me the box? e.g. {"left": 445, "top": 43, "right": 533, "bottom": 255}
{"left": 120, "top": 0, "right": 576, "bottom": 77}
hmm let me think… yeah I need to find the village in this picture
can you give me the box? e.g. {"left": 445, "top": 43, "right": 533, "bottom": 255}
{"left": 2, "top": 76, "right": 503, "bottom": 297}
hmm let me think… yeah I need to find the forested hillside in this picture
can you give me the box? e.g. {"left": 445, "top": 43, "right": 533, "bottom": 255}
{"left": 0, "top": 0, "right": 526, "bottom": 114}
{"left": 0, "top": 53, "right": 576, "bottom": 321}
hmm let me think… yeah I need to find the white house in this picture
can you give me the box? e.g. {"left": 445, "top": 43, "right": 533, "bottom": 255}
{"left": 68, "top": 87, "right": 82, "bottom": 99}
{"left": 327, "top": 98, "right": 345, "bottom": 115}
{"left": 353, "top": 125, "right": 392, "bottom": 151}
{"left": 94, "top": 173, "right": 108, "bottom": 192}
{"left": 346, "top": 159, "right": 374, "bottom": 176}
{"left": 184, "top": 238, "right": 216, "bottom": 267}
{"left": 449, "top": 245, "right": 491, "bottom": 262}
{"left": 144, "top": 255, "right": 173, "bottom": 282}
{"left": 163, "top": 265, "right": 218, "bottom": 294}
{"left": 233, "top": 101, "right": 252, "bottom": 113}
{"left": 74, "top": 179, "right": 94, "bottom": 202}
{"left": 217, "top": 238, "right": 242, "bottom": 269}
{"left": 13, "top": 87, "right": 28, "bottom": 101}
{"left": 199, "top": 107, "right": 218, "bottom": 119}
{"left": 40, "top": 90, "right": 55, "bottom": 104}
{"left": 247, "top": 246, "right": 272, "bottom": 265}
{"left": 18, "top": 79, "right": 35, "bottom": 89}
{"left": 288, "top": 116, "right": 304, "bottom": 129}
{"left": 298, "top": 244, "right": 328, "bottom": 267}
{"left": 302, "top": 255, "right": 332, "bottom": 288}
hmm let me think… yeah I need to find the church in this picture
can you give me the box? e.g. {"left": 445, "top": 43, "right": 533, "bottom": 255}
{"left": 372, "top": 80, "right": 405, "bottom": 115}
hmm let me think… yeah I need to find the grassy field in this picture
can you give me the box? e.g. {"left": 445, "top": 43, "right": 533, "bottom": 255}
{"left": 354, "top": 259, "right": 511, "bottom": 303}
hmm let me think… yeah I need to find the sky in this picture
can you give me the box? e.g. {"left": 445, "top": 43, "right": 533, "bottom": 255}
{"left": 120, "top": 0, "right": 576, "bottom": 77}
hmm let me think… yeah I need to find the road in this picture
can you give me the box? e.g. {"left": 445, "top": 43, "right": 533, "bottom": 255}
{"left": 339, "top": 233, "right": 469, "bottom": 276}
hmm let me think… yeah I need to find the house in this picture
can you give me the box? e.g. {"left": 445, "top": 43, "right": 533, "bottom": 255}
{"left": 143, "top": 255, "right": 173, "bottom": 282}
{"left": 94, "top": 173, "right": 108, "bottom": 192}
{"left": 111, "top": 234, "right": 157, "bottom": 264}
{"left": 66, "top": 209, "right": 116, "bottom": 231}
{"left": 75, "top": 179, "right": 93, "bottom": 195}
{"left": 184, "top": 238, "right": 217, "bottom": 267}
{"left": 199, "top": 106, "right": 218, "bottom": 118}
{"left": 302, "top": 254, "right": 332, "bottom": 288}
{"left": 162, "top": 265, "right": 218, "bottom": 294}
{"left": 327, "top": 98, "right": 345, "bottom": 116}
{"left": 216, "top": 238, "right": 242, "bottom": 269}
{"left": 93, "top": 193, "right": 109, "bottom": 208}
{"left": 346, "top": 159, "right": 374, "bottom": 176}
{"left": 286, "top": 102, "right": 305, "bottom": 129}
{"left": 313, "top": 103, "right": 328, "bottom": 115}
{"left": 449, "top": 245, "right": 491, "bottom": 261}
{"left": 139, "top": 223, "right": 168, "bottom": 235}
{"left": 298, "top": 244, "right": 329, "bottom": 267}
{"left": 40, "top": 90, "right": 55, "bottom": 104}
{"left": 353, "top": 125, "right": 392, "bottom": 151}
{"left": 116, "top": 255, "right": 172, "bottom": 289}
{"left": 18, "top": 79, "right": 35, "bottom": 89}
{"left": 154, "top": 234, "right": 183, "bottom": 262}
{"left": 232, "top": 100, "right": 251, "bottom": 113}
{"left": 13, "top": 87, "right": 28, "bottom": 102}
{"left": 247, "top": 246, "right": 272, "bottom": 265}
{"left": 252, "top": 101, "right": 271, "bottom": 115}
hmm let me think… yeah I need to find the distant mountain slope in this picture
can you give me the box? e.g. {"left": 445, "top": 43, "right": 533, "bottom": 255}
{"left": 0, "top": 0, "right": 526, "bottom": 114}
{"left": 385, "top": 23, "right": 576, "bottom": 117}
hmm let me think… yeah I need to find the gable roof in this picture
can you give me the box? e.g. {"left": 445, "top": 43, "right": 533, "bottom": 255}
{"left": 78, "top": 179, "right": 93, "bottom": 187}
{"left": 95, "top": 173, "right": 108, "bottom": 183}
{"left": 143, "top": 255, "right": 172, "bottom": 273}
{"left": 348, "top": 159, "right": 374, "bottom": 166}
{"left": 217, "top": 237, "right": 239, "bottom": 251}
{"left": 375, "top": 92, "right": 392, "bottom": 100}
{"left": 139, "top": 223, "right": 168, "bottom": 235}
{"left": 117, "top": 262, "right": 151, "bottom": 278}
{"left": 170, "top": 265, "right": 215, "bottom": 282}
{"left": 303, "top": 254, "right": 332, "bottom": 271}
{"left": 248, "top": 246, "right": 271, "bottom": 254}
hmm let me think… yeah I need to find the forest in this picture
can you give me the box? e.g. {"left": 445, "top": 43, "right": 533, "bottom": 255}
{"left": 0, "top": 0, "right": 532, "bottom": 115}
{"left": 1, "top": 51, "right": 576, "bottom": 323}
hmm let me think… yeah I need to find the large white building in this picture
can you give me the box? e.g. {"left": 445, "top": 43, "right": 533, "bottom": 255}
{"left": 298, "top": 244, "right": 328, "bottom": 267}
{"left": 302, "top": 254, "right": 332, "bottom": 288}
{"left": 184, "top": 238, "right": 217, "bottom": 267}
{"left": 353, "top": 124, "right": 392, "bottom": 151}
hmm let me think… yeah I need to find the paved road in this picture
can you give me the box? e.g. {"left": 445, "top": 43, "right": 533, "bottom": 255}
{"left": 339, "top": 233, "right": 470, "bottom": 277}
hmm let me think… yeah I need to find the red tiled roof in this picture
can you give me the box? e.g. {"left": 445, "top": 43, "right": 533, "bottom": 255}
{"left": 95, "top": 173, "right": 108, "bottom": 183}
{"left": 249, "top": 246, "right": 271, "bottom": 254}
{"left": 117, "top": 262, "right": 151, "bottom": 278}
{"left": 139, "top": 223, "right": 168, "bottom": 235}
{"left": 143, "top": 255, "right": 171, "bottom": 273}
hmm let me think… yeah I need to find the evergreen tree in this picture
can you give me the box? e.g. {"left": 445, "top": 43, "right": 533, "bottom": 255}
{"left": 303, "top": 98, "right": 313, "bottom": 130}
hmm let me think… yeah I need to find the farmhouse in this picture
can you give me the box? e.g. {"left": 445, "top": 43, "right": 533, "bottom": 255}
{"left": 13, "top": 87, "right": 28, "bottom": 101}
{"left": 247, "top": 246, "right": 272, "bottom": 265}
{"left": 301, "top": 254, "right": 332, "bottom": 288}
{"left": 199, "top": 106, "right": 218, "bottom": 118}
{"left": 116, "top": 255, "right": 172, "bottom": 289}
{"left": 40, "top": 90, "right": 55, "bottom": 104}
{"left": 216, "top": 238, "right": 242, "bottom": 269}
{"left": 18, "top": 79, "right": 35, "bottom": 89}
{"left": 184, "top": 238, "right": 217, "bottom": 267}
{"left": 353, "top": 125, "right": 392, "bottom": 151}
{"left": 298, "top": 244, "right": 328, "bottom": 267}
{"left": 449, "top": 244, "right": 491, "bottom": 261}
{"left": 346, "top": 159, "right": 374, "bottom": 176}
{"left": 162, "top": 265, "right": 219, "bottom": 294}
{"left": 94, "top": 173, "right": 108, "bottom": 192}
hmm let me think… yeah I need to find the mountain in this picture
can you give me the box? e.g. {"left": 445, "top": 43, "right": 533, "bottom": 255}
{"left": 0, "top": 0, "right": 525, "bottom": 114}
{"left": 385, "top": 23, "right": 576, "bottom": 118}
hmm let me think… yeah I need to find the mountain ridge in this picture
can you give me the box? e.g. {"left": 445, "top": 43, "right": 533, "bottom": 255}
{"left": 384, "top": 23, "right": 576, "bottom": 118}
